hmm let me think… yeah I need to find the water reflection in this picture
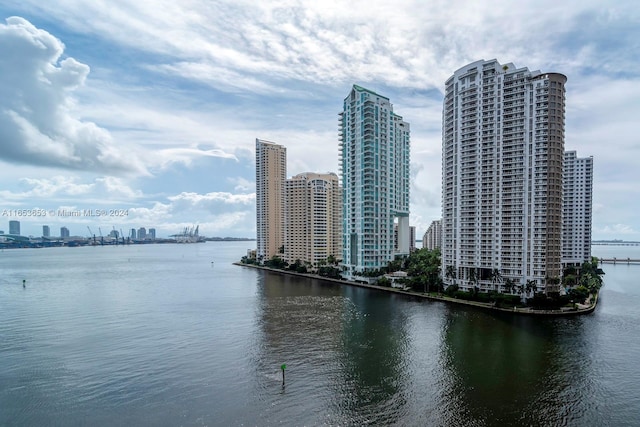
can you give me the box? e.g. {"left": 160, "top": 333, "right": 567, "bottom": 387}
{"left": 442, "top": 308, "right": 598, "bottom": 426}
{"left": 334, "top": 286, "right": 411, "bottom": 425}
{"left": 253, "top": 271, "right": 413, "bottom": 425}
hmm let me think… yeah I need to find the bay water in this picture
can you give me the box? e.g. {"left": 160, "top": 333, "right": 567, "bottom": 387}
{"left": 1, "top": 242, "right": 639, "bottom": 426}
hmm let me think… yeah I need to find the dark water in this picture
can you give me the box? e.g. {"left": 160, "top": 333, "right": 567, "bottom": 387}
{"left": 1, "top": 243, "right": 639, "bottom": 426}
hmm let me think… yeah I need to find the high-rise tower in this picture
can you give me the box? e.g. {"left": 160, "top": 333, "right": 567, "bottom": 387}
{"left": 562, "top": 151, "right": 593, "bottom": 268}
{"left": 339, "top": 85, "right": 410, "bottom": 279}
{"left": 256, "top": 138, "right": 286, "bottom": 262}
{"left": 442, "top": 59, "right": 566, "bottom": 294}
{"left": 284, "top": 172, "right": 342, "bottom": 267}
{"left": 9, "top": 220, "right": 20, "bottom": 235}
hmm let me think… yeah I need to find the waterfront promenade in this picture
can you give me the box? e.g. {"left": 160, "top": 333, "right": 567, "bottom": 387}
{"left": 234, "top": 263, "right": 597, "bottom": 317}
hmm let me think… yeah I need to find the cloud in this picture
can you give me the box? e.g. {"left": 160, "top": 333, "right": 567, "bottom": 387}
{"left": 598, "top": 224, "right": 637, "bottom": 236}
{"left": 0, "top": 17, "right": 147, "bottom": 174}
{"left": 149, "top": 147, "right": 238, "bottom": 170}
{"left": 0, "top": 175, "right": 143, "bottom": 202}
{"left": 227, "top": 177, "right": 254, "bottom": 192}
{"left": 167, "top": 191, "right": 255, "bottom": 207}
{"left": 1, "top": 2, "right": 639, "bottom": 241}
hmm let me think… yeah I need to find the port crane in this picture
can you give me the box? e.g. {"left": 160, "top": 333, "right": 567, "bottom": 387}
{"left": 87, "top": 226, "right": 96, "bottom": 244}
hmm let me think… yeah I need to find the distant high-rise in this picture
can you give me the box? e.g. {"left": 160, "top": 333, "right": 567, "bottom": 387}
{"left": 339, "top": 85, "right": 410, "bottom": 278}
{"left": 9, "top": 220, "right": 20, "bottom": 235}
{"left": 423, "top": 220, "right": 442, "bottom": 251}
{"left": 394, "top": 224, "right": 417, "bottom": 253}
{"left": 562, "top": 151, "right": 593, "bottom": 267}
{"left": 285, "top": 172, "right": 342, "bottom": 267}
{"left": 149, "top": 228, "right": 156, "bottom": 240}
{"left": 256, "top": 138, "right": 286, "bottom": 262}
{"left": 42, "top": 225, "right": 50, "bottom": 238}
{"left": 442, "top": 59, "right": 566, "bottom": 293}
{"left": 138, "top": 227, "right": 146, "bottom": 240}
{"left": 130, "top": 228, "right": 137, "bottom": 239}
{"left": 409, "top": 226, "right": 416, "bottom": 252}
{"left": 60, "top": 226, "right": 70, "bottom": 238}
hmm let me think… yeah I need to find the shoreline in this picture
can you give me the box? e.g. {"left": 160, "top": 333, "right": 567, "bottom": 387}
{"left": 234, "top": 262, "right": 598, "bottom": 317}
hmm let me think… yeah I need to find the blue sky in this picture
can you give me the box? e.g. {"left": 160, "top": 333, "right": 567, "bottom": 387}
{"left": 0, "top": 1, "right": 638, "bottom": 239}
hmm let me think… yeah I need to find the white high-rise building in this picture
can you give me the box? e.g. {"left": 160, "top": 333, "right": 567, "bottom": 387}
{"left": 442, "top": 59, "right": 566, "bottom": 294}
{"left": 339, "top": 85, "right": 410, "bottom": 278}
{"left": 285, "top": 172, "right": 342, "bottom": 267}
{"left": 423, "top": 219, "right": 442, "bottom": 251}
{"left": 256, "top": 138, "right": 286, "bottom": 262}
{"left": 562, "top": 151, "right": 593, "bottom": 268}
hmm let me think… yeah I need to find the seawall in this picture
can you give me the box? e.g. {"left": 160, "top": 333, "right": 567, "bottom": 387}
{"left": 233, "top": 263, "right": 598, "bottom": 317}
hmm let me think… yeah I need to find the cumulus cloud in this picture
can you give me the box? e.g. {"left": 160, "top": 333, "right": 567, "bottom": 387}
{"left": 0, "top": 17, "right": 146, "bottom": 174}
{"left": 227, "top": 177, "right": 254, "bottom": 192}
{"left": 2, "top": 2, "right": 639, "bottom": 240}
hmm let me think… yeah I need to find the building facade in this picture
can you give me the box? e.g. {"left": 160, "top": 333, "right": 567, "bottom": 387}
{"left": 410, "top": 226, "right": 416, "bottom": 252}
{"left": 339, "top": 85, "right": 410, "bottom": 278}
{"left": 423, "top": 219, "right": 442, "bottom": 251}
{"left": 442, "top": 59, "right": 566, "bottom": 294}
{"left": 562, "top": 151, "right": 593, "bottom": 268}
{"left": 284, "top": 172, "right": 342, "bottom": 267}
{"left": 256, "top": 138, "right": 286, "bottom": 262}
{"left": 9, "top": 220, "right": 20, "bottom": 235}
{"left": 60, "top": 227, "right": 70, "bottom": 238}
{"left": 42, "top": 225, "right": 50, "bottom": 238}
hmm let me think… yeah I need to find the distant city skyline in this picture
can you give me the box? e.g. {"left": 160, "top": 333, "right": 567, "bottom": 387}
{"left": 2, "top": 220, "right": 164, "bottom": 238}
{"left": 0, "top": 3, "right": 638, "bottom": 240}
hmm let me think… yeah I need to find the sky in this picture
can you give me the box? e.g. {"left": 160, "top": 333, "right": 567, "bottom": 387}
{"left": 0, "top": 1, "right": 638, "bottom": 240}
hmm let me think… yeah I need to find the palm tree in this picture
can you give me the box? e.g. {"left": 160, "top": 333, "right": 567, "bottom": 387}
{"left": 503, "top": 277, "right": 515, "bottom": 294}
{"left": 469, "top": 267, "right": 478, "bottom": 289}
{"left": 445, "top": 265, "right": 456, "bottom": 285}
{"left": 525, "top": 279, "right": 537, "bottom": 298}
{"left": 491, "top": 269, "right": 503, "bottom": 292}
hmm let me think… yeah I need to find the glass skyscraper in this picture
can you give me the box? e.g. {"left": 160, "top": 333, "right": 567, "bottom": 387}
{"left": 339, "top": 85, "right": 410, "bottom": 279}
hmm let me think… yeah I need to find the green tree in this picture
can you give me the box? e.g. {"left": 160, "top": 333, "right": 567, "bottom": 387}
{"left": 404, "top": 248, "right": 441, "bottom": 293}
{"left": 491, "top": 268, "right": 503, "bottom": 292}
{"left": 503, "top": 277, "right": 515, "bottom": 294}
{"left": 265, "top": 256, "right": 287, "bottom": 269}
{"left": 580, "top": 258, "right": 604, "bottom": 291}
{"left": 468, "top": 267, "right": 479, "bottom": 289}
{"left": 376, "top": 276, "right": 391, "bottom": 287}
{"left": 525, "top": 279, "right": 537, "bottom": 298}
